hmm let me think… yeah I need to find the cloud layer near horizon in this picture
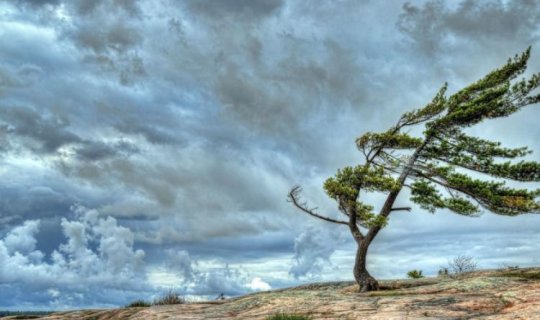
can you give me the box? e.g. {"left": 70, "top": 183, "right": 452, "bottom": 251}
{"left": 1, "top": 0, "right": 540, "bottom": 309}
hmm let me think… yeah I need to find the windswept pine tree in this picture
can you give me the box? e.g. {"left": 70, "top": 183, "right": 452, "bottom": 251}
{"left": 288, "top": 48, "right": 540, "bottom": 292}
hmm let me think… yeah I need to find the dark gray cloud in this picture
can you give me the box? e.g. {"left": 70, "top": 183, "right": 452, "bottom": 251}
{"left": 1, "top": 0, "right": 540, "bottom": 310}
{"left": 0, "top": 105, "right": 140, "bottom": 162}
{"left": 71, "top": 0, "right": 142, "bottom": 17}
{"left": 113, "top": 120, "right": 184, "bottom": 146}
{"left": 74, "top": 140, "right": 139, "bottom": 161}
{"left": 0, "top": 186, "right": 73, "bottom": 225}
{"left": 0, "top": 64, "right": 43, "bottom": 93}
{"left": 12, "top": 0, "right": 147, "bottom": 85}
{"left": 398, "top": 0, "right": 540, "bottom": 55}
{"left": 184, "top": 0, "right": 284, "bottom": 20}
{"left": 213, "top": 39, "right": 366, "bottom": 136}
{"left": 12, "top": 0, "right": 60, "bottom": 8}
{"left": 0, "top": 106, "right": 81, "bottom": 154}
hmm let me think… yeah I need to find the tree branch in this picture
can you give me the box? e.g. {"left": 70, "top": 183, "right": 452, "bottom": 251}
{"left": 287, "top": 186, "right": 349, "bottom": 225}
{"left": 365, "top": 138, "right": 433, "bottom": 243}
{"left": 337, "top": 199, "right": 350, "bottom": 217}
{"left": 341, "top": 198, "right": 365, "bottom": 242}
{"left": 410, "top": 170, "right": 489, "bottom": 209}
{"left": 390, "top": 207, "right": 412, "bottom": 212}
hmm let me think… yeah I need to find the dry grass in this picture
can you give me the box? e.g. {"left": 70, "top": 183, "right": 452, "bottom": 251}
{"left": 266, "top": 314, "right": 313, "bottom": 320}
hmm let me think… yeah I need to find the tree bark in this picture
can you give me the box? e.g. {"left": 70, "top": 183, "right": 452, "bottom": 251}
{"left": 353, "top": 241, "right": 379, "bottom": 292}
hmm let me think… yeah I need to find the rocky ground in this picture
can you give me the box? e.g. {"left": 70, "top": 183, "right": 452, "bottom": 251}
{"left": 3, "top": 268, "right": 540, "bottom": 319}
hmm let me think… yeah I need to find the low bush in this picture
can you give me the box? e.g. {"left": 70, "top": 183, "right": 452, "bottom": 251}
{"left": 498, "top": 264, "right": 519, "bottom": 271}
{"left": 448, "top": 255, "right": 477, "bottom": 275}
{"left": 153, "top": 290, "right": 185, "bottom": 305}
{"left": 407, "top": 269, "right": 424, "bottom": 279}
{"left": 438, "top": 267, "right": 449, "bottom": 276}
{"left": 126, "top": 299, "right": 151, "bottom": 308}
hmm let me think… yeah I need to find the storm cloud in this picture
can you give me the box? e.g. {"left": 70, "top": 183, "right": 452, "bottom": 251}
{"left": 1, "top": 0, "right": 540, "bottom": 309}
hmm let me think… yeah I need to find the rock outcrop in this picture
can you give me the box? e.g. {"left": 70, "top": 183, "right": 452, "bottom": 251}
{"left": 3, "top": 268, "right": 540, "bottom": 319}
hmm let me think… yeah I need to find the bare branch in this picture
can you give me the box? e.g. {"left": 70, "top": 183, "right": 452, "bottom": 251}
{"left": 448, "top": 255, "right": 477, "bottom": 275}
{"left": 360, "top": 146, "right": 371, "bottom": 163}
{"left": 287, "top": 186, "right": 348, "bottom": 225}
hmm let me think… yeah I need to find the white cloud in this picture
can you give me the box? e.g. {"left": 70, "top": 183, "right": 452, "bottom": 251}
{"left": 0, "top": 206, "right": 149, "bottom": 309}
{"left": 153, "top": 250, "right": 275, "bottom": 297}
{"left": 247, "top": 277, "right": 271, "bottom": 291}
{"left": 3, "top": 220, "right": 40, "bottom": 254}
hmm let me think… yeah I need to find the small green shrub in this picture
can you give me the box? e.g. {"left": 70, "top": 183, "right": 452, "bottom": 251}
{"left": 153, "top": 290, "right": 185, "bottom": 305}
{"left": 438, "top": 267, "right": 449, "bottom": 276}
{"left": 407, "top": 269, "right": 424, "bottom": 279}
{"left": 266, "top": 313, "right": 313, "bottom": 320}
{"left": 126, "top": 299, "right": 151, "bottom": 308}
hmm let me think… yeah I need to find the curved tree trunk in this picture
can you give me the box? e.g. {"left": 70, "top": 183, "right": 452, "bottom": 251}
{"left": 353, "top": 241, "right": 379, "bottom": 292}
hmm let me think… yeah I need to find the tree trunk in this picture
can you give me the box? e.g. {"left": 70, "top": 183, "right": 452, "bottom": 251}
{"left": 353, "top": 241, "right": 379, "bottom": 292}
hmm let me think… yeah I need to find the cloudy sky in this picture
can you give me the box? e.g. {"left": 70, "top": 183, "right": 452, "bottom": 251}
{"left": 1, "top": 0, "right": 540, "bottom": 310}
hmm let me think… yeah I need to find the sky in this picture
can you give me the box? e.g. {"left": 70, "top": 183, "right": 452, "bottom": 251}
{"left": 1, "top": 0, "right": 540, "bottom": 311}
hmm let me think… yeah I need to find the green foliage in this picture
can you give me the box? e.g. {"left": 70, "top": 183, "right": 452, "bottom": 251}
{"left": 444, "top": 197, "right": 479, "bottom": 216}
{"left": 355, "top": 203, "right": 388, "bottom": 228}
{"left": 434, "top": 48, "right": 536, "bottom": 131}
{"left": 406, "top": 269, "right": 424, "bottom": 279}
{"left": 423, "top": 133, "right": 531, "bottom": 163}
{"left": 410, "top": 179, "right": 479, "bottom": 215}
{"left": 356, "top": 131, "right": 423, "bottom": 151}
{"left": 324, "top": 166, "right": 399, "bottom": 204}
{"left": 399, "top": 83, "right": 448, "bottom": 126}
{"left": 422, "top": 132, "right": 540, "bottom": 183}
{"left": 266, "top": 313, "right": 313, "bottom": 320}
{"left": 442, "top": 170, "right": 540, "bottom": 215}
{"left": 410, "top": 179, "right": 445, "bottom": 213}
{"left": 440, "top": 82, "right": 511, "bottom": 128}
{"left": 485, "top": 161, "right": 540, "bottom": 182}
